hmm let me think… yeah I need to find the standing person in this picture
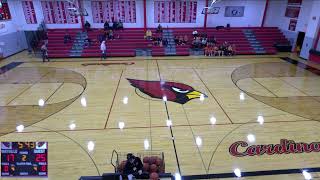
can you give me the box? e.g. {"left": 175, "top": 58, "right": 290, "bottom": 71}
{"left": 41, "top": 43, "right": 49, "bottom": 62}
{"left": 100, "top": 41, "right": 107, "bottom": 60}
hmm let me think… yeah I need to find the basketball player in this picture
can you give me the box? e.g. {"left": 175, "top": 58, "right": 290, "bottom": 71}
{"left": 41, "top": 43, "right": 49, "bottom": 62}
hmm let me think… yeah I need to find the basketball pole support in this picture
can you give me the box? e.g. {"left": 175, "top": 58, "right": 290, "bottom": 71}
{"left": 203, "top": 0, "right": 209, "bottom": 30}
{"left": 261, "top": 0, "right": 269, "bottom": 27}
{"left": 78, "top": 0, "right": 85, "bottom": 31}
{"left": 143, "top": 0, "right": 147, "bottom": 31}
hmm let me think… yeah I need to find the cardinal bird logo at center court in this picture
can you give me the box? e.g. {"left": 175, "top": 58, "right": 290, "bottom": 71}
{"left": 127, "top": 79, "right": 208, "bottom": 104}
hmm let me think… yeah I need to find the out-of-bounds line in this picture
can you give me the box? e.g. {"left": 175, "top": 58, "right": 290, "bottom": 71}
{"left": 182, "top": 167, "right": 320, "bottom": 179}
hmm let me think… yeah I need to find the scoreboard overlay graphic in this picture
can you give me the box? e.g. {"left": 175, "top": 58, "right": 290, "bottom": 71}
{"left": 1, "top": 142, "right": 48, "bottom": 177}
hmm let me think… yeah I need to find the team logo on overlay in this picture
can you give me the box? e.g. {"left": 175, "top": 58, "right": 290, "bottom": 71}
{"left": 229, "top": 139, "right": 320, "bottom": 157}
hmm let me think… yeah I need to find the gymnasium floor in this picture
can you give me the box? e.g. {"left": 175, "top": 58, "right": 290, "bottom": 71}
{"left": 0, "top": 52, "right": 320, "bottom": 180}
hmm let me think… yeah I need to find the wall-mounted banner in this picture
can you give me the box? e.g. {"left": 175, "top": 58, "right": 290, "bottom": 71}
{"left": 229, "top": 139, "right": 320, "bottom": 157}
{"left": 288, "top": 0, "right": 302, "bottom": 6}
{"left": 285, "top": 6, "right": 300, "bottom": 18}
{"left": 224, "top": 6, "right": 244, "bottom": 17}
{"left": 288, "top": 19, "right": 297, "bottom": 31}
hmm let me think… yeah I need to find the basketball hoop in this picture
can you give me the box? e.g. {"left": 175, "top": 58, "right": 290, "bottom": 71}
{"left": 202, "top": 0, "right": 222, "bottom": 14}
{"left": 68, "top": 7, "right": 88, "bottom": 16}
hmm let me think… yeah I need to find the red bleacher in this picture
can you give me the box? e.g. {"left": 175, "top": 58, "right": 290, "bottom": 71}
{"left": 46, "top": 27, "right": 289, "bottom": 58}
{"left": 83, "top": 28, "right": 151, "bottom": 57}
{"left": 47, "top": 29, "right": 80, "bottom": 58}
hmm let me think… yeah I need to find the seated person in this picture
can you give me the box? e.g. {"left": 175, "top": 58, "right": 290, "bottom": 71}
{"left": 226, "top": 45, "right": 233, "bottom": 56}
{"left": 213, "top": 45, "right": 219, "bottom": 56}
{"left": 84, "top": 21, "right": 91, "bottom": 31}
{"left": 156, "top": 24, "right": 163, "bottom": 33}
{"left": 123, "top": 153, "right": 145, "bottom": 180}
{"left": 84, "top": 36, "right": 91, "bottom": 48}
{"left": 192, "top": 29, "right": 198, "bottom": 38}
{"left": 163, "top": 38, "right": 168, "bottom": 47}
{"left": 204, "top": 45, "right": 210, "bottom": 56}
{"left": 201, "top": 37, "right": 207, "bottom": 47}
{"left": 112, "top": 20, "right": 119, "bottom": 30}
{"left": 107, "top": 30, "right": 114, "bottom": 40}
{"left": 103, "top": 21, "right": 110, "bottom": 31}
{"left": 178, "top": 36, "right": 184, "bottom": 45}
{"left": 192, "top": 37, "right": 201, "bottom": 48}
{"left": 145, "top": 30, "right": 152, "bottom": 40}
{"left": 117, "top": 20, "right": 124, "bottom": 30}
{"left": 183, "top": 35, "right": 188, "bottom": 44}
{"left": 64, "top": 32, "right": 72, "bottom": 44}
{"left": 174, "top": 36, "right": 179, "bottom": 45}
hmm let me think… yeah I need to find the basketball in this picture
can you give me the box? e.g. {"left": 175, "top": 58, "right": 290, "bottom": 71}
{"left": 149, "top": 164, "right": 158, "bottom": 173}
{"left": 150, "top": 172, "right": 159, "bottom": 180}
{"left": 143, "top": 163, "right": 149, "bottom": 172}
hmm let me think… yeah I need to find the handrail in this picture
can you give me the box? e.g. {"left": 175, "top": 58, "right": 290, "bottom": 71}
{"left": 110, "top": 150, "right": 119, "bottom": 173}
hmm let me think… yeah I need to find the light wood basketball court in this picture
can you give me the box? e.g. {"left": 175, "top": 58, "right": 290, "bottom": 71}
{"left": 0, "top": 51, "right": 320, "bottom": 180}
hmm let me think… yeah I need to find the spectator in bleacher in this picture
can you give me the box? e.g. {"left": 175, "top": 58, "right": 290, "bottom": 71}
{"left": 213, "top": 44, "right": 219, "bottom": 56}
{"left": 100, "top": 41, "right": 107, "bottom": 60}
{"left": 107, "top": 29, "right": 114, "bottom": 40}
{"left": 226, "top": 45, "right": 234, "bottom": 56}
{"left": 145, "top": 30, "right": 152, "bottom": 40}
{"left": 163, "top": 38, "right": 168, "bottom": 47}
{"left": 97, "top": 34, "right": 104, "bottom": 43}
{"left": 112, "top": 20, "right": 120, "bottom": 30}
{"left": 174, "top": 36, "right": 179, "bottom": 45}
{"left": 41, "top": 43, "right": 49, "bottom": 62}
{"left": 201, "top": 37, "right": 207, "bottom": 47}
{"left": 117, "top": 20, "right": 124, "bottom": 30}
{"left": 84, "top": 21, "right": 91, "bottom": 32}
{"left": 156, "top": 24, "right": 163, "bottom": 33}
{"left": 64, "top": 32, "right": 72, "bottom": 44}
{"left": 192, "top": 37, "right": 201, "bottom": 48}
{"left": 104, "top": 21, "right": 110, "bottom": 31}
{"left": 84, "top": 36, "right": 91, "bottom": 48}
{"left": 178, "top": 36, "right": 184, "bottom": 45}
{"left": 192, "top": 29, "right": 198, "bottom": 39}
{"left": 183, "top": 35, "right": 188, "bottom": 44}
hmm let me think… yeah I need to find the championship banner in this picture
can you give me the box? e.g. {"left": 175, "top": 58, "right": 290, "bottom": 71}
{"left": 154, "top": 0, "right": 197, "bottom": 23}
{"left": 0, "top": 1, "right": 11, "bottom": 20}
{"left": 285, "top": 6, "right": 300, "bottom": 18}
{"left": 22, "top": 1, "right": 37, "bottom": 24}
{"left": 41, "top": 1, "right": 78, "bottom": 24}
{"left": 288, "top": 19, "right": 297, "bottom": 31}
{"left": 224, "top": 6, "right": 245, "bottom": 17}
{"left": 288, "top": 0, "right": 302, "bottom": 5}
{"left": 91, "top": 0, "right": 136, "bottom": 23}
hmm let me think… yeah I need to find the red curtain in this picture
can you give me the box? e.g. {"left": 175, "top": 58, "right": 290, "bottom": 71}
{"left": 22, "top": 1, "right": 37, "bottom": 24}
{"left": 41, "top": 1, "right": 79, "bottom": 24}
{"left": 91, "top": 0, "right": 136, "bottom": 23}
{"left": 154, "top": 0, "right": 197, "bottom": 23}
